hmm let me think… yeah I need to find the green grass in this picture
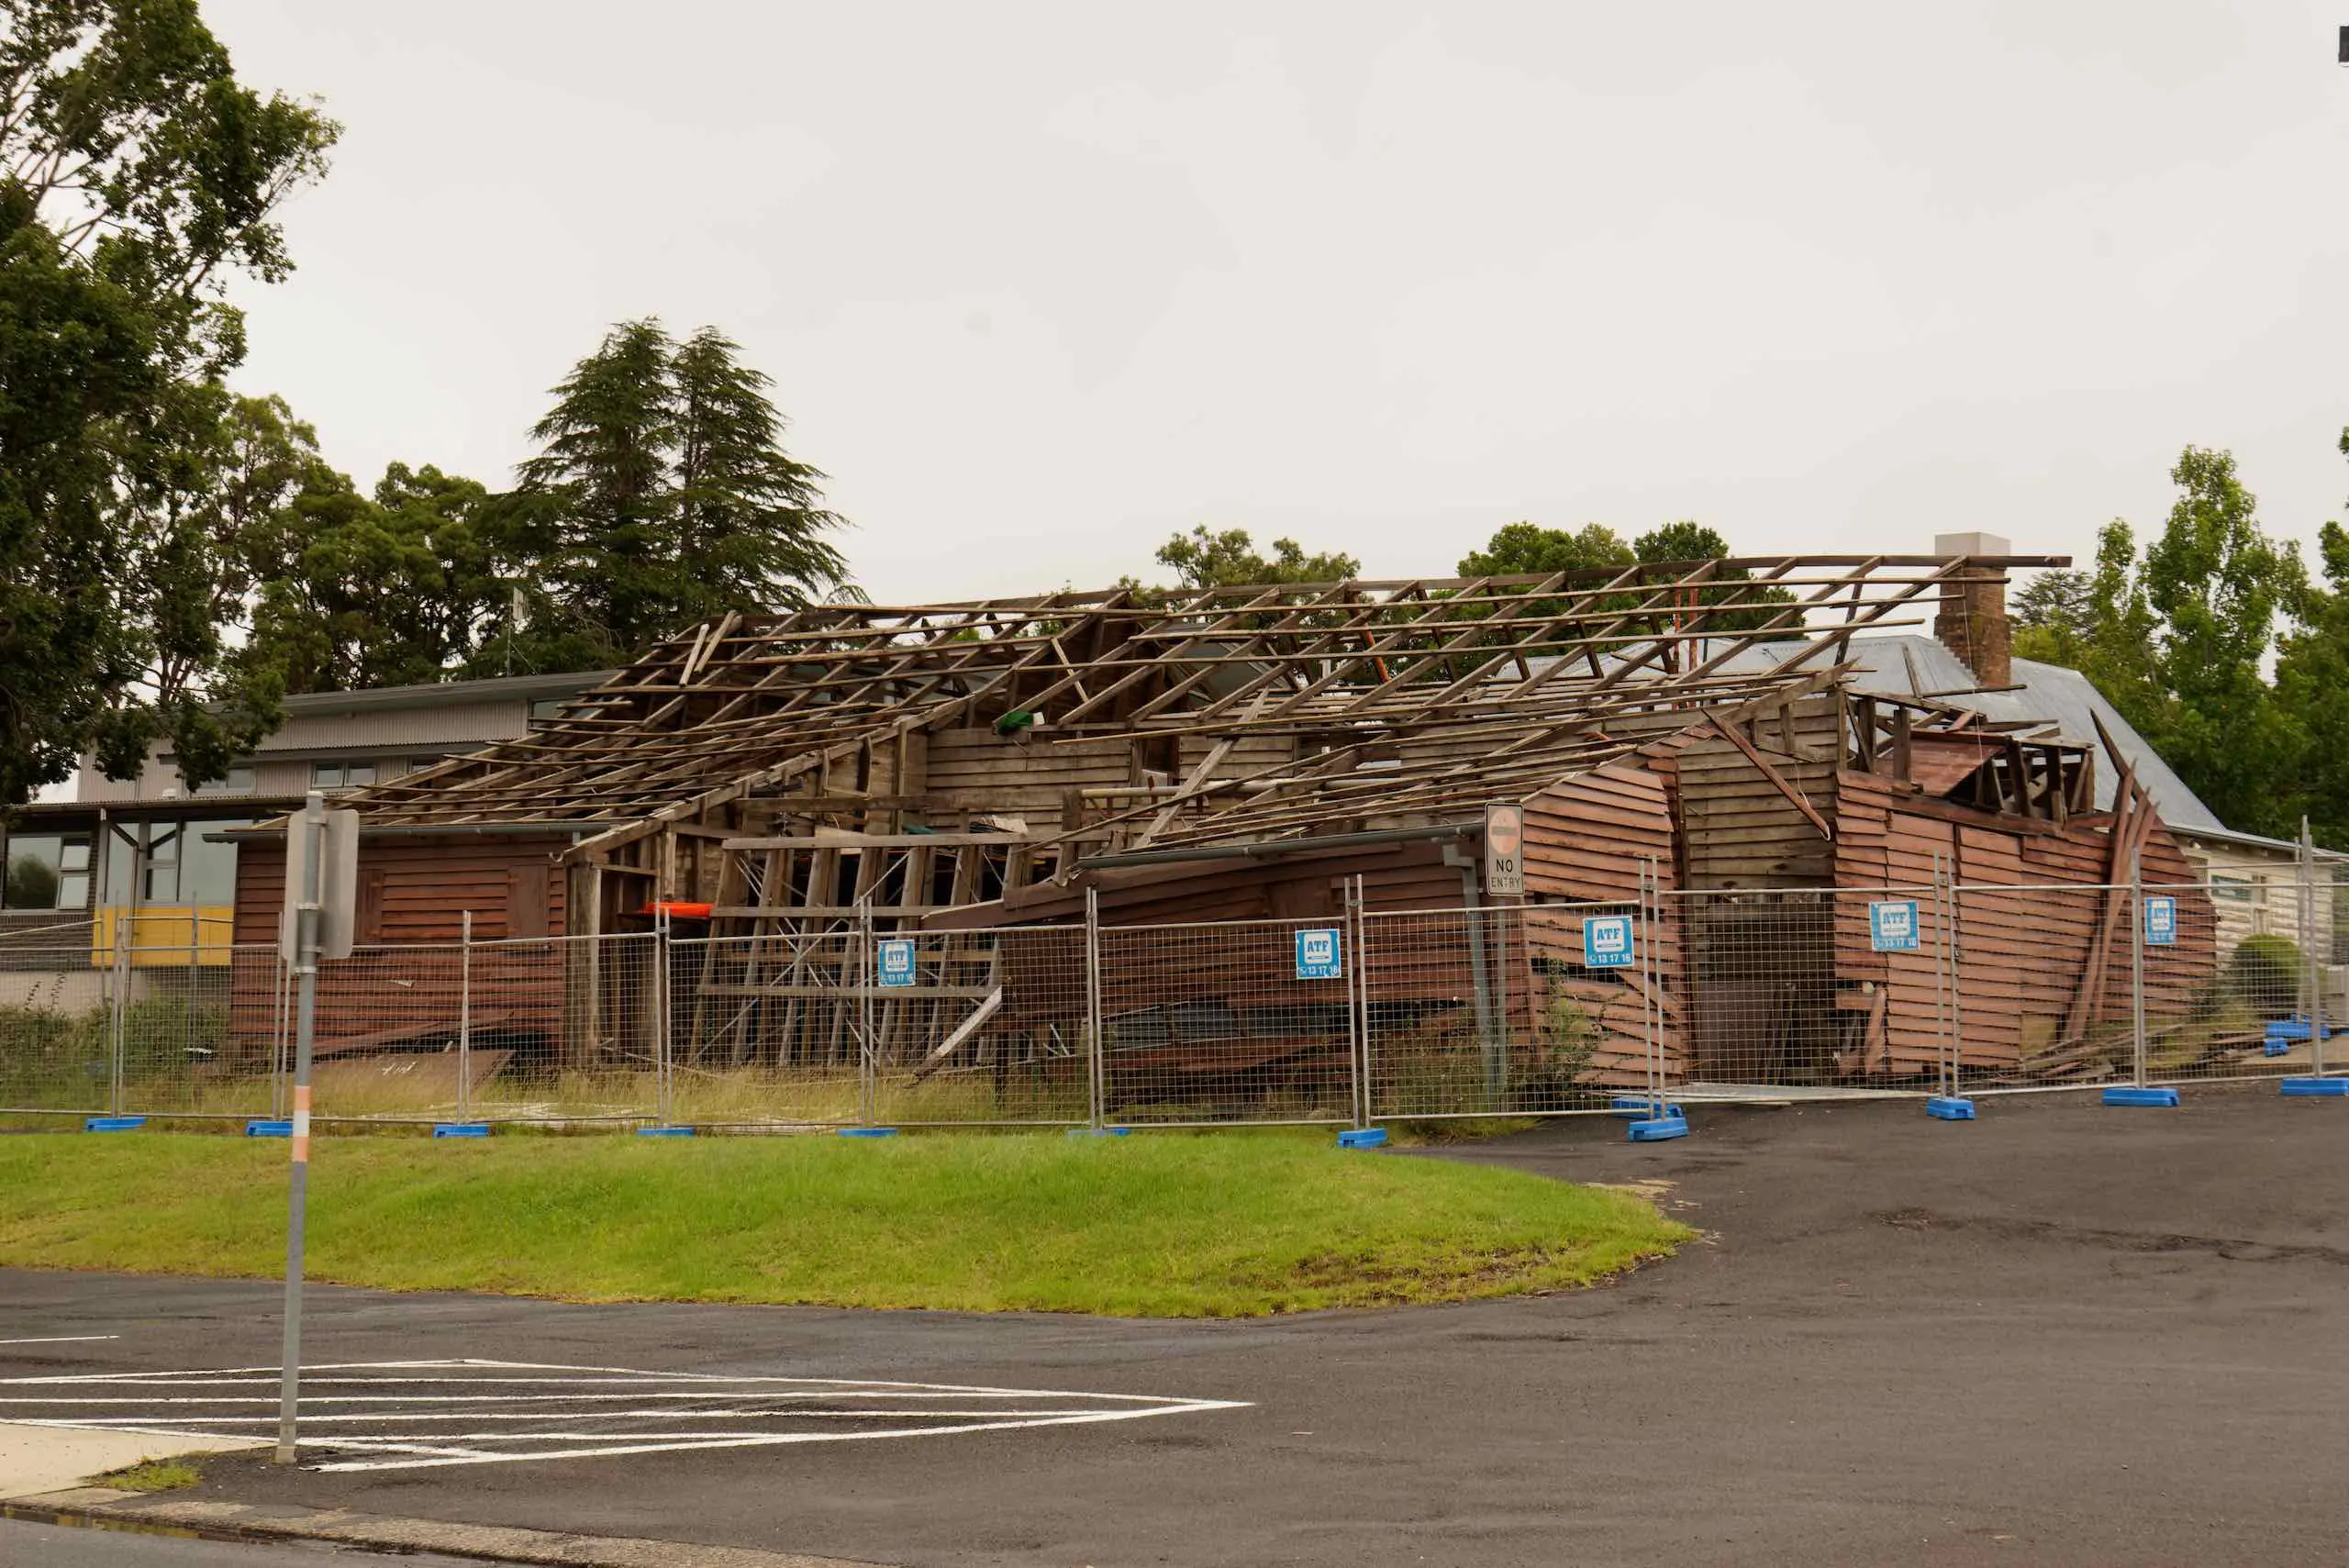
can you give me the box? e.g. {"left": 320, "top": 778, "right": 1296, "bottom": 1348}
{"left": 90, "top": 1460, "right": 201, "bottom": 1493}
{"left": 0, "top": 1132, "right": 1687, "bottom": 1317}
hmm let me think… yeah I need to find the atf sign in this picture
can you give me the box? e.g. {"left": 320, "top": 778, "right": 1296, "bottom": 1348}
{"left": 1295, "top": 928, "right": 1343, "bottom": 980}
{"left": 1582, "top": 915, "right": 1635, "bottom": 970}
{"left": 876, "top": 938, "right": 917, "bottom": 987}
{"left": 1868, "top": 899, "right": 1920, "bottom": 952}
{"left": 2143, "top": 895, "right": 2177, "bottom": 947}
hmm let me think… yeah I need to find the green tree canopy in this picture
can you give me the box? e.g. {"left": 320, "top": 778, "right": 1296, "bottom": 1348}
{"left": 0, "top": 0, "right": 336, "bottom": 804}
{"left": 1456, "top": 521, "right": 1632, "bottom": 578}
{"left": 2022, "top": 451, "right": 2302, "bottom": 840}
{"left": 1139, "top": 525, "right": 1361, "bottom": 591}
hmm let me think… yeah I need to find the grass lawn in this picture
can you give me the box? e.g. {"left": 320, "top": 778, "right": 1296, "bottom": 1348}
{"left": 0, "top": 1132, "right": 1687, "bottom": 1317}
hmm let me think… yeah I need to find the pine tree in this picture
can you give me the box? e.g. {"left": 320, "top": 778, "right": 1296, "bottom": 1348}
{"left": 672, "top": 326, "right": 846, "bottom": 620}
{"left": 513, "top": 319, "right": 849, "bottom": 664}
{"left": 518, "top": 319, "right": 682, "bottom": 660}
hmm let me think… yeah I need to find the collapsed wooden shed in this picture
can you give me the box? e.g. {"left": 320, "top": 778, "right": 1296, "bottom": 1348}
{"left": 227, "top": 550, "right": 2228, "bottom": 1101}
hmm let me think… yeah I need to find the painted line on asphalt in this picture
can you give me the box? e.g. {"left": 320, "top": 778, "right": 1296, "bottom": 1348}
{"left": 0, "top": 1358, "right": 1252, "bottom": 1473}
{"left": 0, "top": 1336, "right": 120, "bottom": 1346}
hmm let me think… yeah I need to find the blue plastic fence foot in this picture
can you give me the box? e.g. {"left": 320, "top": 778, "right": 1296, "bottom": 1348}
{"left": 83, "top": 1116, "right": 145, "bottom": 1133}
{"left": 636, "top": 1125, "right": 696, "bottom": 1137}
{"left": 2280, "top": 1077, "right": 2349, "bottom": 1097}
{"left": 1611, "top": 1096, "right": 1685, "bottom": 1118}
{"left": 2102, "top": 1086, "right": 2180, "bottom": 1107}
{"left": 1626, "top": 1115, "right": 1689, "bottom": 1142}
{"left": 2263, "top": 1040, "right": 2292, "bottom": 1058}
{"left": 1067, "top": 1127, "right": 1132, "bottom": 1137}
{"left": 432, "top": 1122, "right": 491, "bottom": 1138}
{"left": 244, "top": 1119, "right": 292, "bottom": 1138}
{"left": 1925, "top": 1096, "right": 1976, "bottom": 1120}
{"left": 1336, "top": 1128, "right": 1387, "bottom": 1149}
{"left": 837, "top": 1127, "right": 898, "bottom": 1138}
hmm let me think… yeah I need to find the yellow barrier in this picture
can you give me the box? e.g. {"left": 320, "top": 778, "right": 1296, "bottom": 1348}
{"left": 92, "top": 906, "right": 237, "bottom": 967}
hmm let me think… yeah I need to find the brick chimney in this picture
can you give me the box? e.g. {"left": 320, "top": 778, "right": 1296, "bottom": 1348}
{"left": 1932, "top": 530, "right": 2012, "bottom": 688}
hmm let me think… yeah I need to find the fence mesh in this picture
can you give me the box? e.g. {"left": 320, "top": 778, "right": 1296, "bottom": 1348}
{"left": 7, "top": 867, "right": 2345, "bottom": 1128}
{"left": 1095, "top": 917, "right": 1357, "bottom": 1126}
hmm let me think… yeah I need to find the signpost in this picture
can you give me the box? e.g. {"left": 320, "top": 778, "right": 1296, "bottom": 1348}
{"left": 1582, "top": 914, "right": 1634, "bottom": 969}
{"left": 1868, "top": 899, "right": 1920, "bottom": 952}
{"left": 2143, "top": 895, "right": 2176, "bottom": 947}
{"left": 1295, "top": 927, "right": 1343, "bottom": 980}
{"left": 1482, "top": 803, "right": 1525, "bottom": 897}
{"left": 876, "top": 938, "right": 917, "bottom": 987}
{"left": 276, "top": 795, "right": 357, "bottom": 1465}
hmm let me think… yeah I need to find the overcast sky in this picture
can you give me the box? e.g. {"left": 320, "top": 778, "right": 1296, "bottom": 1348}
{"left": 206, "top": 2, "right": 2349, "bottom": 604}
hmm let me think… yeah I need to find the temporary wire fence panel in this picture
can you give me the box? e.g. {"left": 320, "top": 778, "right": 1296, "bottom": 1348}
{"left": 1365, "top": 901, "right": 1639, "bottom": 1118}
{"left": 15, "top": 866, "right": 2345, "bottom": 1129}
{"left": 671, "top": 932, "right": 868, "bottom": 1127}
{"left": 1094, "top": 917, "right": 1357, "bottom": 1126}
{"left": 2138, "top": 881, "right": 2291, "bottom": 1088}
{"left": 1665, "top": 889, "right": 1850, "bottom": 1095}
{"left": 867, "top": 924, "right": 1088, "bottom": 1127}
{"left": 0, "top": 940, "right": 119, "bottom": 1118}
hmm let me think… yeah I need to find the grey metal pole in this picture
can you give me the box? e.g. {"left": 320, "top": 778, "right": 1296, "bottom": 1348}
{"left": 1939, "top": 855, "right": 1955, "bottom": 1099}
{"left": 458, "top": 909, "right": 473, "bottom": 1125}
{"left": 274, "top": 792, "right": 326, "bottom": 1465}
{"left": 1346, "top": 876, "right": 1367, "bottom": 1129}
{"left": 1353, "top": 882, "right": 1372, "bottom": 1127}
{"left": 109, "top": 921, "right": 128, "bottom": 1118}
{"left": 857, "top": 897, "right": 874, "bottom": 1128}
{"left": 655, "top": 906, "right": 673, "bottom": 1126}
{"left": 1085, "top": 886, "right": 1104, "bottom": 1129}
{"left": 2129, "top": 848, "right": 2147, "bottom": 1089}
{"left": 2299, "top": 818, "right": 2319, "bottom": 1067}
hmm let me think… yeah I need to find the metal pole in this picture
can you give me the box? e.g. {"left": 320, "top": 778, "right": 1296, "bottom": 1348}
{"left": 1353, "top": 868, "right": 1372, "bottom": 1127}
{"left": 109, "top": 920, "right": 128, "bottom": 1118}
{"left": 1935, "top": 853, "right": 1954, "bottom": 1100}
{"left": 1085, "top": 886, "right": 1104, "bottom": 1129}
{"left": 2299, "top": 819, "right": 2320, "bottom": 1072}
{"left": 857, "top": 897, "right": 874, "bottom": 1127}
{"left": 655, "top": 906, "right": 674, "bottom": 1127}
{"left": 1640, "top": 860, "right": 1659, "bottom": 1115}
{"left": 2129, "top": 848, "right": 2147, "bottom": 1089}
{"left": 274, "top": 792, "right": 326, "bottom": 1466}
{"left": 458, "top": 910, "right": 473, "bottom": 1125}
{"left": 1347, "top": 875, "right": 1368, "bottom": 1129}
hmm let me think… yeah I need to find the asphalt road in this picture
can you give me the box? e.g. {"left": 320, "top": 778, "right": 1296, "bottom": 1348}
{"left": 3, "top": 1084, "right": 2343, "bottom": 1567}
{"left": 0, "top": 1518, "right": 478, "bottom": 1563}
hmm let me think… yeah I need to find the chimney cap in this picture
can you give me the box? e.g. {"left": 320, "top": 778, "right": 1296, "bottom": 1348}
{"left": 1934, "top": 530, "right": 2011, "bottom": 558}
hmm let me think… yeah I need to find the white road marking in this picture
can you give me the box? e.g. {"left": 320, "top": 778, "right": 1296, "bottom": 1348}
{"left": 0, "top": 1335, "right": 120, "bottom": 1346}
{"left": 0, "top": 1359, "right": 1249, "bottom": 1473}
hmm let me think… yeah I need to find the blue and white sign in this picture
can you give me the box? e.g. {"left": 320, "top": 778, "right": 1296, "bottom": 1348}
{"left": 1295, "top": 927, "right": 1343, "bottom": 980}
{"left": 876, "top": 938, "right": 918, "bottom": 987}
{"left": 2143, "top": 895, "right": 2177, "bottom": 947}
{"left": 1869, "top": 899, "right": 1920, "bottom": 952}
{"left": 1583, "top": 914, "right": 1635, "bottom": 970}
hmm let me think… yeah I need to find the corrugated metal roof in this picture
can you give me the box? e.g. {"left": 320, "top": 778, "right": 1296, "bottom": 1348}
{"left": 1716, "top": 634, "right": 2225, "bottom": 832}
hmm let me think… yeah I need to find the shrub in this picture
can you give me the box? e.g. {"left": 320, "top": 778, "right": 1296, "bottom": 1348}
{"left": 2227, "top": 934, "right": 2302, "bottom": 1018}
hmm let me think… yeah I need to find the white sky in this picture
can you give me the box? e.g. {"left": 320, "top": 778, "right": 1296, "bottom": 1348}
{"left": 206, "top": 2, "right": 2349, "bottom": 603}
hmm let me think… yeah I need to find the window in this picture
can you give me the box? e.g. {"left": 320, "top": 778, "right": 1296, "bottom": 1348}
{"left": 311, "top": 761, "right": 379, "bottom": 790}
{"left": 529, "top": 699, "right": 570, "bottom": 724}
{"left": 180, "top": 820, "right": 247, "bottom": 904}
{"left": 2212, "top": 874, "right": 2264, "bottom": 906}
{"left": 2, "top": 834, "right": 92, "bottom": 911}
{"left": 141, "top": 825, "right": 181, "bottom": 903}
{"left": 406, "top": 757, "right": 441, "bottom": 775}
{"left": 193, "top": 766, "right": 256, "bottom": 797}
